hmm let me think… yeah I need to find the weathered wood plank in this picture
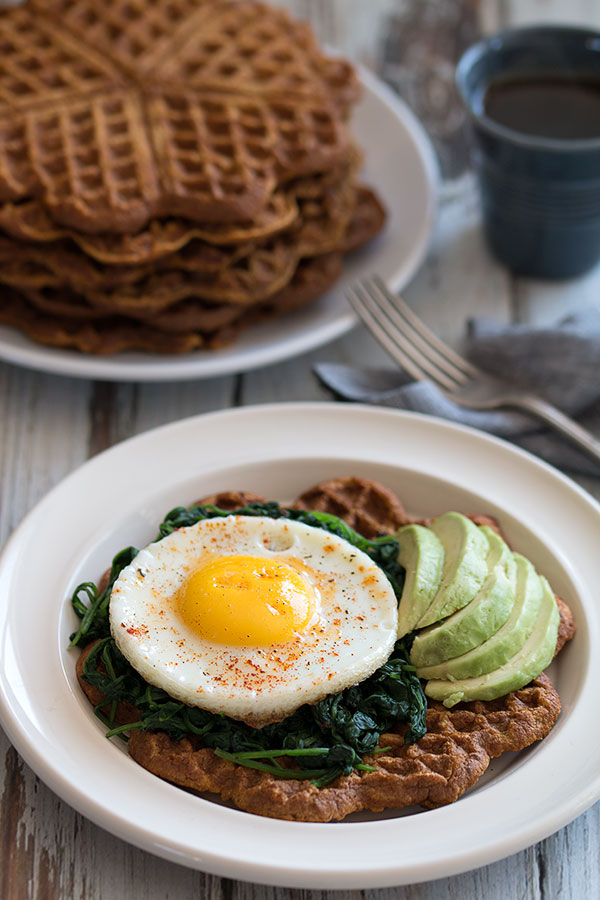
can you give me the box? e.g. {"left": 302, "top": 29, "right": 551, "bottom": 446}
{"left": 505, "top": 0, "right": 600, "bottom": 26}
{"left": 0, "top": 365, "right": 91, "bottom": 536}
{"left": 269, "top": 0, "right": 398, "bottom": 63}
{"left": 0, "top": 364, "right": 92, "bottom": 900}
{"left": 402, "top": 175, "right": 514, "bottom": 338}
{"left": 0, "top": 0, "right": 599, "bottom": 896}
{"left": 128, "top": 376, "right": 238, "bottom": 437}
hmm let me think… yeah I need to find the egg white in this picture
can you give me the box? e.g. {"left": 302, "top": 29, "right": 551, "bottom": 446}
{"left": 109, "top": 515, "right": 398, "bottom": 726}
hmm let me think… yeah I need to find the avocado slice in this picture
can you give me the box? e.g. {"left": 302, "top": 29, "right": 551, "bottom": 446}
{"left": 410, "top": 527, "right": 516, "bottom": 668}
{"left": 396, "top": 524, "right": 444, "bottom": 638}
{"left": 424, "top": 574, "right": 559, "bottom": 707}
{"left": 416, "top": 553, "right": 544, "bottom": 680}
{"left": 415, "top": 512, "right": 489, "bottom": 628}
{"left": 479, "top": 526, "right": 518, "bottom": 584}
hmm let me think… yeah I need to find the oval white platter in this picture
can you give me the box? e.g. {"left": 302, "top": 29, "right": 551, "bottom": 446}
{"left": 0, "top": 403, "right": 597, "bottom": 889}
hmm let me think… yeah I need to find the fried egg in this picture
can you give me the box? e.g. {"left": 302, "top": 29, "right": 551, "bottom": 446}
{"left": 109, "top": 515, "right": 398, "bottom": 726}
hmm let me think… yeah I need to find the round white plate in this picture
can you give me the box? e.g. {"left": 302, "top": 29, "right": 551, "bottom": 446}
{"left": 0, "top": 404, "right": 597, "bottom": 889}
{"left": 0, "top": 68, "right": 438, "bottom": 382}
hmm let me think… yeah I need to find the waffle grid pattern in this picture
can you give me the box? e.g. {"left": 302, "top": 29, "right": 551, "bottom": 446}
{"left": 0, "top": 0, "right": 356, "bottom": 232}
{"left": 0, "top": 190, "right": 299, "bottom": 261}
{"left": 0, "top": 253, "right": 343, "bottom": 351}
{"left": 0, "top": 0, "right": 384, "bottom": 354}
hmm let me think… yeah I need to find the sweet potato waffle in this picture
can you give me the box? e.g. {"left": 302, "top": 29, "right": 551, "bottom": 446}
{"left": 31, "top": 0, "right": 360, "bottom": 112}
{"left": 75, "top": 477, "right": 575, "bottom": 821}
{"left": 0, "top": 192, "right": 299, "bottom": 263}
{"left": 0, "top": 177, "right": 383, "bottom": 353}
{"left": 0, "top": 1, "right": 384, "bottom": 354}
{"left": 0, "top": 2, "right": 355, "bottom": 231}
{"left": 0, "top": 254, "right": 343, "bottom": 352}
{"left": 0, "top": 155, "right": 359, "bottom": 297}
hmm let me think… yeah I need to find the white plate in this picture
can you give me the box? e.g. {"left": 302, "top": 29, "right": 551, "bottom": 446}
{"left": 0, "top": 403, "right": 598, "bottom": 889}
{"left": 0, "top": 68, "right": 438, "bottom": 382}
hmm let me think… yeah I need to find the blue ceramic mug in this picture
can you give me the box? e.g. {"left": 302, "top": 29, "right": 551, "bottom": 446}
{"left": 456, "top": 26, "right": 600, "bottom": 279}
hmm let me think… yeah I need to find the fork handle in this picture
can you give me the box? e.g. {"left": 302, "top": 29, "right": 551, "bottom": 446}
{"left": 510, "top": 394, "right": 600, "bottom": 465}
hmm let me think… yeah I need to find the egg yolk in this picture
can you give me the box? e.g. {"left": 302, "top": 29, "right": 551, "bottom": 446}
{"left": 177, "top": 554, "right": 319, "bottom": 646}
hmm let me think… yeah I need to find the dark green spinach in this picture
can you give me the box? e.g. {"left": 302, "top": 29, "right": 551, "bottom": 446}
{"left": 70, "top": 502, "right": 426, "bottom": 786}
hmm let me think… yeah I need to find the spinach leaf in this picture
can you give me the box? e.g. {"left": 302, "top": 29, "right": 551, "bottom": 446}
{"left": 82, "top": 634, "right": 426, "bottom": 785}
{"left": 69, "top": 546, "right": 138, "bottom": 647}
{"left": 71, "top": 502, "right": 425, "bottom": 785}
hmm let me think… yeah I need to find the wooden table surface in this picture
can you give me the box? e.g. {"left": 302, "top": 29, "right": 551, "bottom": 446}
{"left": 1, "top": 1, "right": 600, "bottom": 897}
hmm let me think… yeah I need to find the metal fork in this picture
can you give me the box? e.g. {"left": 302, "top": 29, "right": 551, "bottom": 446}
{"left": 346, "top": 276, "right": 600, "bottom": 465}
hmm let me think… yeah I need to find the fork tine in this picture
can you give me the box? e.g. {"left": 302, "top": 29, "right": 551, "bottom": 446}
{"left": 369, "top": 276, "right": 481, "bottom": 381}
{"left": 358, "top": 280, "right": 465, "bottom": 388}
{"left": 346, "top": 284, "right": 426, "bottom": 382}
{"left": 347, "top": 283, "right": 460, "bottom": 390}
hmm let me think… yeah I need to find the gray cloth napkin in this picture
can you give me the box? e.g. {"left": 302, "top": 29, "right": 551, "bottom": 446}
{"left": 315, "top": 309, "right": 600, "bottom": 477}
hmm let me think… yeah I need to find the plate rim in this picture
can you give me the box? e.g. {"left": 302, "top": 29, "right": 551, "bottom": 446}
{"left": 0, "top": 402, "right": 598, "bottom": 889}
{"left": 0, "top": 67, "right": 439, "bottom": 382}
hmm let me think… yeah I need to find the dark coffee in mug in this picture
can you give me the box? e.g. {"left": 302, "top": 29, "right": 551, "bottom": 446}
{"left": 484, "top": 73, "right": 600, "bottom": 141}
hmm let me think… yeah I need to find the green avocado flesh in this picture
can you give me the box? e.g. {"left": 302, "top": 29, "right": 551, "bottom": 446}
{"left": 396, "top": 524, "right": 444, "bottom": 638}
{"left": 395, "top": 512, "right": 561, "bottom": 704}
{"left": 416, "top": 553, "right": 544, "bottom": 680}
{"left": 409, "top": 528, "right": 516, "bottom": 668}
{"left": 423, "top": 574, "right": 559, "bottom": 707}
{"left": 415, "top": 512, "right": 490, "bottom": 628}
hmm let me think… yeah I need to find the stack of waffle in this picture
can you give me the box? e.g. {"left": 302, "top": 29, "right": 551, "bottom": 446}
{"left": 0, "top": 0, "right": 386, "bottom": 354}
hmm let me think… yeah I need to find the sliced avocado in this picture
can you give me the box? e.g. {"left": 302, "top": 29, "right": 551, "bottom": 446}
{"left": 417, "top": 553, "right": 544, "bottom": 680}
{"left": 479, "top": 526, "right": 517, "bottom": 584}
{"left": 396, "top": 524, "right": 444, "bottom": 638}
{"left": 424, "top": 574, "right": 559, "bottom": 707}
{"left": 410, "top": 527, "right": 516, "bottom": 668}
{"left": 415, "top": 512, "right": 489, "bottom": 628}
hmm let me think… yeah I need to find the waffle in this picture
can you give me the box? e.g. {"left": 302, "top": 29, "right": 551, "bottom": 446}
{"left": 0, "top": 5, "right": 125, "bottom": 113}
{"left": 0, "top": 146, "right": 358, "bottom": 271}
{"left": 127, "top": 674, "right": 561, "bottom": 821}
{"left": 0, "top": 169, "right": 370, "bottom": 332}
{"left": 75, "top": 475, "right": 574, "bottom": 822}
{"left": 144, "top": 253, "right": 343, "bottom": 338}
{"left": 154, "top": 2, "right": 360, "bottom": 111}
{"left": 0, "top": 1, "right": 354, "bottom": 234}
{"left": 0, "top": 0, "right": 385, "bottom": 354}
{"left": 0, "top": 234, "right": 296, "bottom": 305}
{"left": 294, "top": 176, "right": 357, "bottom": 257}
{"left": 28, "top": 0, "right": 214, "bottom": 78}
{"left": 31, "top": 0, "right": 359, "bottom": 112}
{"left": 7, "top": 285, "right": 99, "bottom": 322}
{"left": 0, "top": 187, "right": 377, "bottom": 350}
{"left": 0, "top": 191, "right": 299, "bottom": 263}
{"left": 0, "top": 89, "right": 349, "bottom": 234}
{"left": 75, "top": 240, "right": 293, "bottom": 311}
{"left": 0, "top": 253, "right": 343, "bottom": 352}
{"left": 0, "top": 155, "right": 359, "bottom": 294}
{"left": 342, "top": 186, "right": 387, "bottom": 253}
{"left": 193, "top": 490, "right": 269, "bottom": 509}
{"left": 295, "top": 476, "right": 411, "bottom": 538}
{"left": 0, "top": 287, "right": 204, "bottom": 354}
{"left": 0, "top": 236, "right": 251, "bottom": 291}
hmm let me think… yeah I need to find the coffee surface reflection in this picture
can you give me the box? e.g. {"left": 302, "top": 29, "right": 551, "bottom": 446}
{"left": 484, "top": 73, "right": 600, "bottom": 141}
